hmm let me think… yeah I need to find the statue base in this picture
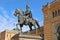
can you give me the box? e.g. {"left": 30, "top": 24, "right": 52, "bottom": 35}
{"left": 12, "top": 34, "right": 42, "bottom": 40}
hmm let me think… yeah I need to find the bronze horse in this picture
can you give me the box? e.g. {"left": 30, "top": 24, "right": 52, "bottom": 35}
{"left": 14, "top": 8, "right": 40, "bottom": 32}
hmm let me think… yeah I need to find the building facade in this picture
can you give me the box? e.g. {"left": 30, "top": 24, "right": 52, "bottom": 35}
{"left": 0, "top": 30, "right": 19, "bottom": 40}
{"left": 42, "top": 0, "right": 60, "bottom": 40}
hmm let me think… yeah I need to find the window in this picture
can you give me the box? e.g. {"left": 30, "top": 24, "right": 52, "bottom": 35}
{"left": 53, "top": 11, "right": 57, "bottom": 18}
{"left": 58, "top": 9, "right": 60, "bottom": 16}
{"left": 7, "top": 34, "right": 8, "bottom": 37}
{"left": 53, "top": 12, "right": 55, "bottom": 18}
{"left": 57, "top": 26, "right": 60, "bottom": 34}
{"left": 57, "top": 26, "right": 60, "bottom": 40}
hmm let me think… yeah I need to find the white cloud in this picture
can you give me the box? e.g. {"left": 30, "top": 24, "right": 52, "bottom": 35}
{"left": 0, "top": 7, "right": 17, "bottom": 32}
{"left": 0, "top": 7, "right": 10, "bottom": 19}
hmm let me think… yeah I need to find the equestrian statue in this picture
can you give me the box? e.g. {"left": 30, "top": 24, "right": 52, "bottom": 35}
{"left": 14, "top": 5, "right": 40, "bottom": 33}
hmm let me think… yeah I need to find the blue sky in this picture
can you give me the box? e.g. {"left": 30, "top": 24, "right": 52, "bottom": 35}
{"left": 0, "top": 0, "right": 53, "bottom": 32}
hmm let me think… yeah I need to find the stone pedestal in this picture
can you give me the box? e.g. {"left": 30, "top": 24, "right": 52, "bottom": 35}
{"left": 12, "top": 34, "right": 42, "bottom": 40}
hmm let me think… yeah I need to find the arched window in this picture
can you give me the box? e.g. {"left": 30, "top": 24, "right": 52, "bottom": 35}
{"left": 52, "top": 11, "right": 57, "bottom": 18}
{"left": 57, "top": 26, "right": 60, "bottom": 40}
{"left": 57, "top": 26, "right": 60, "bottom": 34}
{"left": 58, "top": 9, "right": 60, "bottom": 16}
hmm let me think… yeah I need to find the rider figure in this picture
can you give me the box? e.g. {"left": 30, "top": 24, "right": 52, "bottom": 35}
{"left": 25, "top": 5, "right": 40, "bottom": 31}
{"left": 25, "top": 5, "right": 33, "bottom": 31}
{"left": 25, "top": 5, "right": 32, "bottom": 19}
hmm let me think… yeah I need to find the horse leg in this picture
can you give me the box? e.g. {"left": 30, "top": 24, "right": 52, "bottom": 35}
{"left": 36, "top": 21, "right": 40, "bottom": 29}
{"left": 29, "top": 22, "right": 33, "bottom": 31}
{"left": 29, "top": 25, "right": 32, "bottom": 31}
{"left": 16, "top": 23, "right": 20, "bottom": 31}
{"left": 19, "top": 24, "right": 23, "bottom": 34}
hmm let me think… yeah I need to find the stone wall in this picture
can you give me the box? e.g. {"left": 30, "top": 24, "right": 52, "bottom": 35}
{"left": 43, "top": 0, "right": 60, "bottom": 40}
{"left": 12, "top": 34, "right": 42, "bottom": 40}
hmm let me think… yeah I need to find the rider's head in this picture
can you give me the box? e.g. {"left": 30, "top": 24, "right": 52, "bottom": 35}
{"left": 26, "top": 5, "right": 30, "bottom": 10}
{"left": 26, "top": 5, "right": 31, "bottom": 14}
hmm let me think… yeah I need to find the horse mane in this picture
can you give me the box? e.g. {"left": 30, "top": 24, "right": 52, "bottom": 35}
{"left": 17, "top": 9, "right": 24, "bottom": 16}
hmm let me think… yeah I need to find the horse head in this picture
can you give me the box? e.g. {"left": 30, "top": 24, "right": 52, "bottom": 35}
{"left": 14, "top": 8, "right": 24, "bottom": 16}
